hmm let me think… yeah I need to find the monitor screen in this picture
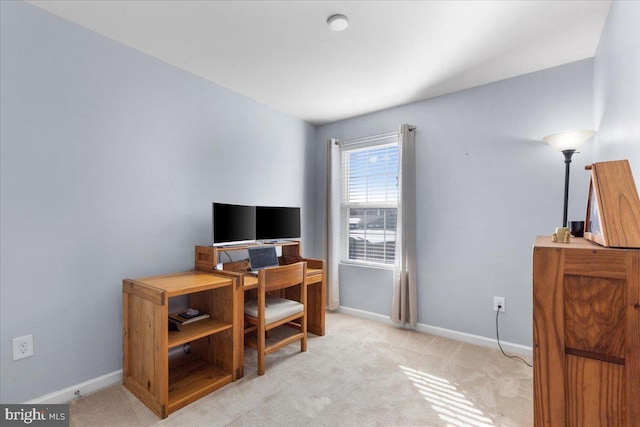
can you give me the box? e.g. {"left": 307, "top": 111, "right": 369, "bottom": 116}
{"left": 256, "top": 206, "right": 301, "bottom": 240}
{"left": 212, "top": 203, "right": 256, "bottom": 245}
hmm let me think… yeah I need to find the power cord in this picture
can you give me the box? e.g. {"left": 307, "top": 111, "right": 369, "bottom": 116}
{"left": 495, "top": 305, "right": 532, "bottom": 368}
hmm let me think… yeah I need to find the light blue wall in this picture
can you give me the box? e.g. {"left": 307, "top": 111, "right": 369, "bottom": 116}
{"left": 338, "top": 264, "right": 394, "bottom": 315}
{"left": 593, "top": 0, "right": 640, "bottom": 177}
{"left": 316, "top": 59, "right": 595, "bottom": 347}
{"left": 0, "top": 1, "right": 316, "bottom": 403}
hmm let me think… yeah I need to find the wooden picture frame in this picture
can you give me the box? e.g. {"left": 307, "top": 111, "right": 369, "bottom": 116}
{"left": 583, "top": 160, "right": 640, "bottom": 248}
{"left": 584, "top": 176, "right": 605, "bottom": 246}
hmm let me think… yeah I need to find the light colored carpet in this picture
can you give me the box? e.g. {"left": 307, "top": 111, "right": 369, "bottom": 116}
{"left": 70, "top": 312, "right": 533, "bottom": 426}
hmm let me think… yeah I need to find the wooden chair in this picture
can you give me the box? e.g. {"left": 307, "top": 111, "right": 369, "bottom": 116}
{"left": 243, "top": 262, "right": 307, "bottom": 375}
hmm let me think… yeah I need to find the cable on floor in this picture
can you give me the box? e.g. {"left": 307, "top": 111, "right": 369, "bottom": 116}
{"left": 495, "top": 307, "right": 533, "bottom": 368}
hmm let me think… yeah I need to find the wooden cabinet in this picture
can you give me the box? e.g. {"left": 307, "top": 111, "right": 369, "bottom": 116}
{"left": 122, "top": 271, "right": 240, "bottom": 418}
{"left": 533, "top": 236, "right": 640, "bottom": 426}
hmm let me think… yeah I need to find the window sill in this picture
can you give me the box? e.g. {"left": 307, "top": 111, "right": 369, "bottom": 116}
{"left": 339, "top": 260, "right": 396, "bottom": 271}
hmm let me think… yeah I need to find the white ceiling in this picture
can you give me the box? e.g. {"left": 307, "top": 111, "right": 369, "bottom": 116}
{"left": 27, "top": 0, "right": 611, "bottom": 125}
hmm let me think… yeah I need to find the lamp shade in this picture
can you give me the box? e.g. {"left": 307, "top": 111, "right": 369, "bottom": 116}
{"left": 543, "top": 130, "right": 595, "bottom": 151}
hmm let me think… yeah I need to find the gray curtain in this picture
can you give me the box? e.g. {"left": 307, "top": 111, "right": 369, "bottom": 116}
{"left": 391, "top": 124, "right": 417, "bottom": 325}
{"left": 324, "top": 138, "right": 341, "bottom": 310}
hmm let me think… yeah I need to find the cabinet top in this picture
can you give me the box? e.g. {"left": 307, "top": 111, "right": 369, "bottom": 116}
{"left": 534, "top": 235, "right": 633, "bottom": 252}
{"left": 127, "top": 270, "right": 233, "bottom": 296}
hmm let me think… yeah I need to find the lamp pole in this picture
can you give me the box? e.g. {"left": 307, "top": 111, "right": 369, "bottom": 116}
{"left": 561, "top": 149, "right": 576, "bottom": 227}
{"left": 543, "top": 130, "right": 594, "bottom": 229}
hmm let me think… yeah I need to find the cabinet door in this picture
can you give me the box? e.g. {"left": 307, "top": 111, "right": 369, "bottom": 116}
{"left": 627, "top": 252, "right": 640, "bottom": 425}
{"left": 534, "top": 245, "right": 640, "bottom": 427}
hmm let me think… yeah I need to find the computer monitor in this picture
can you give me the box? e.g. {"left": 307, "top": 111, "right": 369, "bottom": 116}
{"left": 256, "top": 206, "right": 301, "bottom": 241}
{"left": 212, "top": 203, "right": 256, "bottom": 245}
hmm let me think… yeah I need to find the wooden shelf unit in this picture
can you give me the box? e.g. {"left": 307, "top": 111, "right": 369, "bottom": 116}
{"left": 195, "top": 241, "right": 303, "bottom": 270}
{"left": 533, "top": 236, "right": 640, "bottom": 426}
{"left": 122, "top": 271, "right": 240, "bottom": 418}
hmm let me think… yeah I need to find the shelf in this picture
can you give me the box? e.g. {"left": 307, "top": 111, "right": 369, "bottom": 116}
{"left": 213, "top": 241, "right": 300, "bottom": 252}
{"left": 168, "top": 354, "right": 232, "bottom": 413}
{"left": 168, "top": 317, "right": 233, "bottom": 348}
{"left": 195, "top": 243, "right": 302, "bottom": 275}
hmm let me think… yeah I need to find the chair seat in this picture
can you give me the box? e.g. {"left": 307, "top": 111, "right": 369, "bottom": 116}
{"left": 244, "top": 296, "right": 303, "bottom": 324}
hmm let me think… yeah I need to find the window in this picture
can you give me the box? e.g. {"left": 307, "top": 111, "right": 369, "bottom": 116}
{"left": 341, "top": 138, "right": 399, "bottom": 265}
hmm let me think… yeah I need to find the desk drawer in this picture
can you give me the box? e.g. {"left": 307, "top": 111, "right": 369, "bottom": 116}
{"left": 306, "top": 274, "right": 322, "bottom": 285}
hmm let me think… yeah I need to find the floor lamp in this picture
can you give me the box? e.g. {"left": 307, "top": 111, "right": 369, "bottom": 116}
{"left": 543, "top": 130, "right": 595, "bottom": 236}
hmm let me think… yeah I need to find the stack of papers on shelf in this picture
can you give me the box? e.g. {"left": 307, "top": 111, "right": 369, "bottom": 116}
{"left": 169, "top": 309, "right": 210, "bottom": 325}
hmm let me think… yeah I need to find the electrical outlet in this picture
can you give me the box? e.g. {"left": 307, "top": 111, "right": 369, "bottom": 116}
{"left": 493, "top": 297, "right": 506, "bottom": 312}
{"left": 12, "top": 334, "right": 34, "bottom": 361}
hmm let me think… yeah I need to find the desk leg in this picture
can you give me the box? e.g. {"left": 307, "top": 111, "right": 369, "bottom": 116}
{"left": 236, "top": 287, "right": 244, "bottom": 378}
{"left": 307, "top": 279, "right": 325, "bottom": 336}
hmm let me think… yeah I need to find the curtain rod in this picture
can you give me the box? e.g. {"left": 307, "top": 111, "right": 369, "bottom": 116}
{"left": 334, "top": 125, "right": 415, "bottom": 146}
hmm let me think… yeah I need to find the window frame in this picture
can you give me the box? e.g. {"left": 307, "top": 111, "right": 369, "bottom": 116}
{"left": 340, "top": 138, "right": 400, "bottom": 267}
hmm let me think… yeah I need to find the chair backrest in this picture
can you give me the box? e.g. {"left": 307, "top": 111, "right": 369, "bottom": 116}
{"left": 258, "top": 262, "right": 306, "bottom": 293}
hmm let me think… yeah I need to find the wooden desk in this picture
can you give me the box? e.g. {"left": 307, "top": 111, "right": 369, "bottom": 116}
{"left": 194, "top": 244, "right": 326, "bottom": 377}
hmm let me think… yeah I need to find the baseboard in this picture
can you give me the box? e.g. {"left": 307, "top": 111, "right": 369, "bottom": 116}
{"left": 26, "top": 370, "right": 122, "bottom": 404}
{"left": 336, "top": 306, "right": 533, "bottom": 357}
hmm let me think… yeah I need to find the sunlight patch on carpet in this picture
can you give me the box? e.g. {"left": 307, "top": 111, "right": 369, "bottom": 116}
{"left": 400, "top": 366, "right": 494, "bottom": 427}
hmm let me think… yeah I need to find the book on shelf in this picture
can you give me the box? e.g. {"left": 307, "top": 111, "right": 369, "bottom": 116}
{"left": 178, "top": 309, "right": 203, "bottom": 319}
{"left": 169, "top": 311, "right": 210, "bottom": 325}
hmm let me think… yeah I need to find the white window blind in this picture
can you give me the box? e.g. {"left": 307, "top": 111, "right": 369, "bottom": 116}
{"left": 341, "top": 135, "right": 400, "bottom": 264}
